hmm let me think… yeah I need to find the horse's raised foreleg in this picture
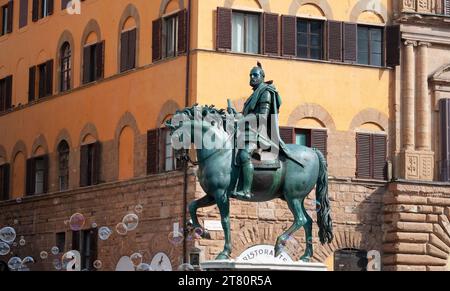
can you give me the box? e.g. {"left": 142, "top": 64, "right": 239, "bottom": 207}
{"left": 274, "top": 197, "right": 306, "bottom": 258}
{"left": 214, "top": 190, "right": 232, "bottom": 260}
{"left": 188, "top": 195, "right": 215, "bottom": 239}
{"left": 300, "top": 200, "right": 313, "bottom": 262}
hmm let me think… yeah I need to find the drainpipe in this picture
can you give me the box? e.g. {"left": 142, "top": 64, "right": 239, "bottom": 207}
{"left": 182, "top": 0, "right": 192, "bottom": 265}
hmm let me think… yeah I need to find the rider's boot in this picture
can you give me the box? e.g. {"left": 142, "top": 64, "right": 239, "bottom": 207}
{"left": 233, "top": 161, "right": 254, "bottom": 200}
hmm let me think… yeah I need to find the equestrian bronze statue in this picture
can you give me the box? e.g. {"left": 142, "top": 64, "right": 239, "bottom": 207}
{"left": 166, "top": 63, "right": 333, "bottom": 262}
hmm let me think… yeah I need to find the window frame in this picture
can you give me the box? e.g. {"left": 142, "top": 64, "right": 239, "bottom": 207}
{"left": 58, "top": 141, "right": 70, "bottom": 191}
{"left": 296, "top": 18, "right": 325, "bottom": 60}
{"left": 357, "top": 25, "right": 384, "bottom": 67}
{"left": 1, "top": 4, "right": 8, "bottom": 36}
{"left": 162, "top": 13, "right": 178, "bottom": 59}
{"left": 231, "top": 10, "right": 261, "bottom": 54}
{"left": 60, "top": 42, "right": 71, "bottom": 92}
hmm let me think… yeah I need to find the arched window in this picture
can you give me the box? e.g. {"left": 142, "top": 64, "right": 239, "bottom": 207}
{"left": 58, "top": 140, "right": 70, "bottom": 191}
{"left": 60, "top": 42, "right": 71, "bottom": 92}
{"left": 120, "top": 18, "right": 137, "bottom": 72}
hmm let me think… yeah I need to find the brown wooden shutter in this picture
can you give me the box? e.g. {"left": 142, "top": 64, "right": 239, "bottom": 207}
{"left": 263, "top": 13, "right": 279, "bottom": 55}
{"left": 281, "top": 15, "right": 296, "bottom": 57}
{"left": 47, "top": 0, "right": 54, "bottom": 15}
{"left": 445, "top": 0, "right": 450, "bottom": 15}
{"left": 6, "top": 0, "right": 13, "bottom": 33}
{"left": 386, "top": 25, "right": 400, "bottom": 67}
{"left": 26, "top": 158, "right": 36, "bottom": 195}
{"left": 92, "top": 142, "right": 101, "bottom": 185}
{"left": 46, "top": 60, "right": 53, "bottom": 96}
{"left": 216, "top": 7, "right": 232, "bottom": 51}
{"left": 311, "top": 129, "right": 328, "bottom": 159}
{"left": 82, "top": 45, "right": 91, "bottom": 84}
{"left": 5, "top": 75, "right": 12, "bottom": 110}
{"left": 96, "top": 41, "right": 105, "bottom": 80}
{"left": 343, "top": 23, "right": 357, "bottom": 63}
{"left": 356, "top": 133, "right": 371, "bottom": 179}
{"left": 147, "top": 129, "right": 159, "bottom": 174}
{"left": 42, "top": 154, "right": 49, "bottom": 193}
{"left": 32, "top": 0, "right": 38, "bottom": 22}
{"left": 0, "top": 164, "right": 10, "bottom": 200}
{"left": 80, "top": 144, "right": 89, "bottom": 186}
{"left": 328, "top": 21, "right": 343, "bottom": 61}
{"left": 152, "top": 18, "right": 162, "bottom": 62}
{"left": 279, "top": 127, "right": 295, "bottom": 144}
{"left": 128, "top": 29, "right": 137, "bottom": 70}
{"left": 120, "top": 31, "right": 129, "bottom": 72}
{"left": 372, "top": 134, "right": 387, "bottom": 180}
{"left": 177, "top": 9, "right": 187, "bottom": 54}
{"left": 28, "top": 66, "right": 36, "bottom": 102}
{"left": 19, "top": 0, "right": 28, "bottom": 28}
{"left": 439, "top": 98, "right": 450, "bottom": 181}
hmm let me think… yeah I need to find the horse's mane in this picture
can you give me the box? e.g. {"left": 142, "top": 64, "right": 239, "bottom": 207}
{"left": 176, "top": 104, "right": 228, "bottom": 120}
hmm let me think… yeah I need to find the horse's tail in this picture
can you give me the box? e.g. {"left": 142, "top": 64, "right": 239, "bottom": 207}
{"left": 314, "top": 148, "right": 334, "bottom": 245}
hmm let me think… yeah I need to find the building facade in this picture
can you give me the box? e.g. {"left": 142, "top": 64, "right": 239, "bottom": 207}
{"left": 0, "top": 0, "right": 449, "bottom": 271}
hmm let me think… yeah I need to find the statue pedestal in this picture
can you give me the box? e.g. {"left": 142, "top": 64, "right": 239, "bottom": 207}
{"left": 200, "top": 260, "right": 328, "bottom": 271}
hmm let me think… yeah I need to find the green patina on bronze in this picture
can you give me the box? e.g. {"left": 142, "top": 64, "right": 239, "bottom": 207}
{"left": 166, "top": 63, "right": 333, "bottom": 262}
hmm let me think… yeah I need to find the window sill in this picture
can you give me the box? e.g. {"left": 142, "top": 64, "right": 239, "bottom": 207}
{"left": 198, "top": 49, "right": 394, "bottom": 70}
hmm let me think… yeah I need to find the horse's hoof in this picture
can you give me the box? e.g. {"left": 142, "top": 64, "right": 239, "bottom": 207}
{"left": 216, "top": 252, "right": 231, "bottom": 260}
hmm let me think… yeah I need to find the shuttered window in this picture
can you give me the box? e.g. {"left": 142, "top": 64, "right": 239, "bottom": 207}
{"left": 0, "top": 76, "right": 12, "bottom": 112}
{"left": 58, "top": 140, "right": 69, "bottom": 191}
{"left": 83, "top": 41, "right": 104, "bottom": 84}
{"left": 28, "top": 60, "right": 53, "bottom": 101}
{"left": 147, "top": 128, "right": 181, "bottom": 175}
{"left": 328, "top": 21, "right": 343, "bottom": 61}
{"left": 343, "top": 23, "right": 357, "bottom": 63}
{"left": 281, "top": 15, "right": 296, "bottom": 56}
{"left": 357, "top": 25, "right": 383, "bottom": 66}
{"left": 152, "top": 10, "right": 187, "bottom": 62}
{"left": 60, "top": 42, "right": 71, "bottom": 92}
{"left": 26, "top": 155, "right": 49, "bottom": 195}
{"left": 80, "top": 142, "right": 101, "bottom": 187}
{"left": 281, "top": 127, "right": 328, "bottom": 159}
{"left": 296, "top": 19, "right": 324, "bottom": 60}
{"left": 439, "top": 98, "right": 450, "bottom": 181}
{"left": 231, "top": 11, "right": 260, "bottom": 54}
{"left": 386, "top": 25, "right": 400, "bottom": 67}
{"left": 19, "top": 0, "right": 28, "bottom": 28}
{"left": 33, "top": 0, "right": 53, "bottom": 21}
{"left": 356, "top": 133, "right": 387, "bottom": 180}
{"left": 120, "top": 28, "right": 137, "bottom": 72}
{"left": 1, "top": 1, "right": 13, "bottom": 36}
{"left": 0, "top": 163, "right": 10, "bottom": 201}
{"left": 216, "top": 7, "right": 232, "bottom": 51}
{"left": 72, "top": 229, "right": 98, "bottom": 271}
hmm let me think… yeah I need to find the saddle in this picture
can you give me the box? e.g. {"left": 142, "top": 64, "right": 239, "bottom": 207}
{"left": 251, "top": 149, "right": 281, "bottom": 170}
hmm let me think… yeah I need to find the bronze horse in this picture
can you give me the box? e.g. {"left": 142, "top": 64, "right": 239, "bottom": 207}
{"left": 166, "top": 106, "right": 333, "bottom": 261}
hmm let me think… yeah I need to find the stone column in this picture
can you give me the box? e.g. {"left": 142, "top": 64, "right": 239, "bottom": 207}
{"left": 403, "top": 40, "right": 416, "bottom": 150}
{"left": 416, "top": 42, "right": 431, "bottom": 151}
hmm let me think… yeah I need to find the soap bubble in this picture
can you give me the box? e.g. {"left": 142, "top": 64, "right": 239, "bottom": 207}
{"left": 40, "top": 251, "right": 48, "bottom": 259}
{"left": 91, "top": 222, "right": 98, "bottom": 228}
{"left": 13, "top": 219, "right": 19, "bottom": 225}
{"left": 0, "top": 226, "right": 16, "bottom": 243}
{"left": 134, "top": 204, "right": 143, "bottom": 214}
{"left": 16, "top": 198, "right": 22, "bottom": 203}
{"left": 22, "top": 256, "right": 35, "bottom": 266}
{"left": 53, "top": 259, "right": 62, "bottom": 270}
{"left": 136, "top": 263, "right": 152, "bottom": 271}
{"left": 8, "top": 257, "right": 22, "bottom": 270}
{"left": 19, "top": 238, "right": 26, "bottom": 246}
{"left": 69, "top": 213, "right": 85, "bottom": 231}
{"left": 0, "top": 242, "right": 10, "bottom": 255}
{"left": 12, "top": 242, "right": 17, "bottom": 247}
{"left": 115, "top": 223, "right": 128, "bottom": 236}
{"left": 93, "top": 260, "right": 102, "bottom": 269}
{"left": 130, "top": 252, "right": 143, "bottom": 266}
{"left": 194, "top": 227, "right": 203, "bottom": 238}
{"left": 122, "top": 214, "right": 139, "bottom": 231}
{"left": 98, "top": 227, "right": 112, "bottom": 240}
{"left": 168, "top": 231, "right": 184, "bottom": 246}
{"left": 51, "top": 246, "right": 60, "bottom": 255}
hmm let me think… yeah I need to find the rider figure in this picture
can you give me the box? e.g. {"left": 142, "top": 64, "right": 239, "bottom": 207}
{"left": 233, "top": 62, "right": 285, "bottom": 200}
